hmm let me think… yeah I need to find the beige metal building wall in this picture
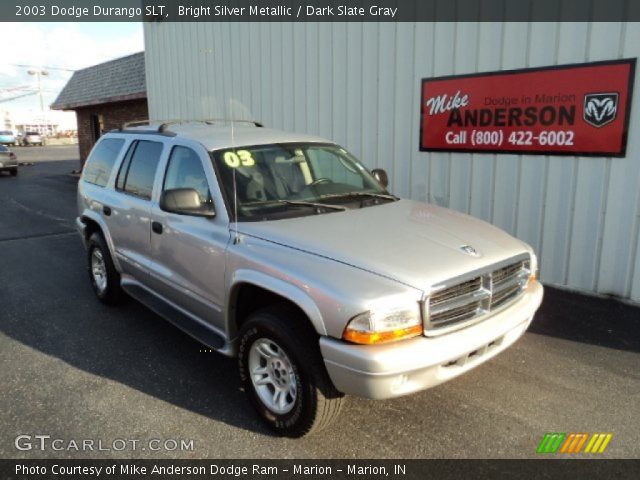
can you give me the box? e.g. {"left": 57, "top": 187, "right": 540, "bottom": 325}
{"left": 143, "top": 22, "right": 640, "bottom": 303}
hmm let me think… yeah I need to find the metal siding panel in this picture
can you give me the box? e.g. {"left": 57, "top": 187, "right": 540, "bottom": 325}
{"left": 200, "top": 23, "right": 216, "bottom": 119}
{"left": 376, "top": 23, "right": 396, "bottom": 177}
{"left": 491, "top": 22, "right": 528, "bottom": 233}
{"left": 361, "top": 23, "right": 379, "bottom": 168}
{"left": 538, "top": 22, "right": 588, "bottom": 285}
{"left": 429, "top": 22, "right": 456, "bottom": 207}
{"left": 411, "top": 22, "right": 435, "bottom": 203}
{"left": 392, "top": 23, "right": 415, "bottom": 196}
{"left": 270, "top": 24, "right": 284, "bottom": 128}
{"left": 469, "top": 22, "right": 503, "bottom": 222}
{"left": 143, "top": 22, "right": 640, "bottom": 302}
{"left": 259, "top": 22, "right": 272, "bottom": 126}
{"left": 346, "top": 23, "right": 363, "bottom": 158}
{"left": 448, "top": 22, "right": 478, "bottom": 214}
{"left": 236, "top": 22, "right": 253, "bottom": 120}
{"left": 293, "top": 22, "right": 307, "bottom": 133}
{"left": 567, "top": 23, "right": 623, "bottom": 291}
{"left": 514, "top": 23, "right": 558, "bottom": 253}
{"left": 281, "top": 23, "right": 295, "bottom": 132}
{"left": 599, "top": 23, "right": 640, "bottom": 298}
{"left": 305, "top": 23, "right": 319, "bottom": 135}
{"left": 318, "top": 23, "right": 333, "bottom": 140}
{"left": 331, "top": 23, "right": 348, "bottom": 148}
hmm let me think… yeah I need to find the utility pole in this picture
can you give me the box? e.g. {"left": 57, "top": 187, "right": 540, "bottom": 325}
{"left": 28, "top": 69, "right": 49, "bottom": 135}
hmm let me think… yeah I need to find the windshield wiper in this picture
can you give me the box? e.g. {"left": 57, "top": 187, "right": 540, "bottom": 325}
{"left": 277, "top": 200, "right": 347, "bottom": 212}
{"left": 320, "top": 192, "right": 399, "bottom": 201}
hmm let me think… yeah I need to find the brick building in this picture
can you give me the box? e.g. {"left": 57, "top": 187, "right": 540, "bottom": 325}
{"left": 51, "top": 52, "right": 147, "bottom": 167}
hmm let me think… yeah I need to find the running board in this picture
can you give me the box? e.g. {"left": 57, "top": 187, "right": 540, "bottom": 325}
{"left": 122, "top": 283, "right": 226, "bottom": 350}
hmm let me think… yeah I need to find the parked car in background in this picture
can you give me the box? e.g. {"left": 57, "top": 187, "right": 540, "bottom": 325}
{"left": 0, "top": 145, "right": 18, "bottom": 175}
{"left": 21, "top": 131, "right": 43, "bottom": 146}
{"left": 0, "top": 130, "right": 16, "bottom": 146}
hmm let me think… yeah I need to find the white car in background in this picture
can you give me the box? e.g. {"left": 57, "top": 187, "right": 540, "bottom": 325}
{"left": 21, "top": 131, "right": 43, "bottom": 146}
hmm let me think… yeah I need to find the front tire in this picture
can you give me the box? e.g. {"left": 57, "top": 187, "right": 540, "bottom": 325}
{"left": 10, "top": 168, "right": 17, "bottom": 176}
{"left": 238, "top": 305, "right": 344, "bottom": 437}
{"left": 87, "top": 232, "right": 123, "bottom": 304}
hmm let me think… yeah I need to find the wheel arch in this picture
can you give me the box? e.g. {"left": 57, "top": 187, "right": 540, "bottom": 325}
{"left": 79, "top": 211, "right": 122, "bottom": 271}
{"left": 227, "top": 270, "right": 327, "bottom": 342}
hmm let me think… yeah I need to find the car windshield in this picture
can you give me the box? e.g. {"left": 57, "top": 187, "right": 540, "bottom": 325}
{"left": 26, "top": 132, "right": 39, "bottom": 136}
{"left": 211, "top": 143, "right": 393, "bottom": 221}
{"left": 0, "top": 131, "right": 12, "bottom": 135}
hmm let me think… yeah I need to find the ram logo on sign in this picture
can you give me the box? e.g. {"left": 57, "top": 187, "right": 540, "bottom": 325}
{"left": 583, "top": 93, "right": 619, "bottom": 127}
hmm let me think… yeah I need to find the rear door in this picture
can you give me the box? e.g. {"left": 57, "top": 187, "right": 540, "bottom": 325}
{"left": 105, "top": 139, "right": 165, "bottom": 282}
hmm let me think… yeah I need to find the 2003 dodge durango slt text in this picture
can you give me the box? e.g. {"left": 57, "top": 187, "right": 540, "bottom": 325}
{"left": 76, "top": 120, "right": 543, "bottom": 437}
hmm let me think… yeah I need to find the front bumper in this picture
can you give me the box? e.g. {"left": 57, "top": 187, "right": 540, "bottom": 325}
{"left": 320, "top": 280, "right": 543, "bottom": 399}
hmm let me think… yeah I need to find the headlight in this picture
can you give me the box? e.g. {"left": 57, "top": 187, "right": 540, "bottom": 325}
{"left": 342, "top": 307, "right": 422, "bottom": 345}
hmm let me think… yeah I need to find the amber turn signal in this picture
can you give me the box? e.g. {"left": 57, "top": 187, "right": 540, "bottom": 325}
{"left": 343, "top": 324, "right": 423, "bottom": 345}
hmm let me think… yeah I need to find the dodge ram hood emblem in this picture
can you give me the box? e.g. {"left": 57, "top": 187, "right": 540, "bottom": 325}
{"left": 583, "top": 93, "right": 618, "bottom": 128}
{"left": 459, "top": 245, "right": 479, "bottom": 257}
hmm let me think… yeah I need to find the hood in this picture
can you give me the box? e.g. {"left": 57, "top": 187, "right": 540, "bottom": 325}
{"left": 238, "top": 200, "right": 531, "bottom": 290}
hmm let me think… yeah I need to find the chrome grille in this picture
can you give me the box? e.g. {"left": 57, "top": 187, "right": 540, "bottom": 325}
{"left": 425, "top": 258, "right": 531, "bottom": 333}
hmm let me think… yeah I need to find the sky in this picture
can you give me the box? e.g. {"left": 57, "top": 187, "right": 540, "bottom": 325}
{"left": 0, "top": 22, "right": 144, "bottom": 130}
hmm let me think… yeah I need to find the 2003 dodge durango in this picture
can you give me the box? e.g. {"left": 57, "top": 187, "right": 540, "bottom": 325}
{"left": 76, "top": 120, "right": 543, "bottom": 437}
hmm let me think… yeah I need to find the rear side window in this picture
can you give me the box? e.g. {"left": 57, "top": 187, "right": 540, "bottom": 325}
{"left": 116, "top": 140, "right": 163, "bottom": 200}
{"left": 83, "top": 138, "right": 125, "bottom": 187}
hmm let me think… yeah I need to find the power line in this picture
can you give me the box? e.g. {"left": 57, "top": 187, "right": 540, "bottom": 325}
{"left": 11, "top": 64, "right": 76, "bottom": 72}
{"left": 0, "top": 91, "right": 38, "bottom": 104}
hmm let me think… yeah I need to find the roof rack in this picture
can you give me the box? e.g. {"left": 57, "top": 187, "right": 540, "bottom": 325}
{"left": 119, "top": 118, "right": 264, "bottom": 134}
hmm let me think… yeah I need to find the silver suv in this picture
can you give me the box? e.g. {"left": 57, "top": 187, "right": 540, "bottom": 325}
{"left": 77, "top": 120, "right": 543, "bottom": 437}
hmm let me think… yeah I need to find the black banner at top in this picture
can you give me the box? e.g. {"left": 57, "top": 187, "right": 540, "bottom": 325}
{"left": 3, "top": 0, "right": 640, "bottom": 22}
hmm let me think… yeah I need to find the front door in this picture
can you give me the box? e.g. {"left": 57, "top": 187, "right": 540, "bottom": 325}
{"left": 148, "top": 144, "right": 229, "bottom": 330}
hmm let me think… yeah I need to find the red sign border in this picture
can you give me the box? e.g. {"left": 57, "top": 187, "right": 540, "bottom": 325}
{"left": 419, "top": 58, "right": 637, "bottom": 157}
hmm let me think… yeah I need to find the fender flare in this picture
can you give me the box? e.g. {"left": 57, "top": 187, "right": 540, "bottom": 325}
{"left": 80, "top": 210, "right": 122, "bottom": 271}
{"left": 227, "top": 269, "right": 327, "bottom": 336}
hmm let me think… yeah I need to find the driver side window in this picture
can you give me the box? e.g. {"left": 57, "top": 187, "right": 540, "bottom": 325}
{"left": 163, "top": 146, "right": 212, "bottom": 204}
{"left": 307, "top": 148, "right": 364, "bottom": 188}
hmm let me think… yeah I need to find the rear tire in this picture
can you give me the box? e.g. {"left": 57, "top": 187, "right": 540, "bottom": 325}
{"left": 10, "top": 168, "right": 17, "bottom": 176}
{"left": 87, "top": 232, "right": 123, "bottom": 305}
{"left": 238, "top": 304, "right": 345, "bottom": 437}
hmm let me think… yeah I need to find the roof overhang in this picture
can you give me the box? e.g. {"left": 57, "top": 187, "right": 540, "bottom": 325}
{"left": 51, "top": 91, "right": 147, "bottom": 111}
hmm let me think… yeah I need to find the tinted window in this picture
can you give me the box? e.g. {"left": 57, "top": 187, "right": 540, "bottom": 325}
{"left": 83, "top": 138, "right": 125, "bottom": 187}
{"left": 163, "top": 146, "right": 211, "bottom": 204}
{"left": 307, "top": 147, "right": 364, "bottom": 189}
{"left": 121, "top": 140, "right": 163, "bottom": 200}
{"left": 115, "top": 141, "right": 137, "bottom": 191}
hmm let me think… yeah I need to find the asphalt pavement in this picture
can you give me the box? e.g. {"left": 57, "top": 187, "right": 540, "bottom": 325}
{"left": 1, "top": 146, "right": 639, "bottom": 459}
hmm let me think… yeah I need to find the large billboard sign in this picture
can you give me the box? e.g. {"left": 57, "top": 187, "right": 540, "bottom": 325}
{"left": 420, "top": 59, "right": 636, "bottom": 157}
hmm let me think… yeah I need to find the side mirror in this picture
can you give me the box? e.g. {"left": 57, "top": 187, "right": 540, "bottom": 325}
{"left": 160, "top": 188, "right": 215, "bottom": 218}
{"left": 371, "top": 168, "right": 389, "bottom": 189}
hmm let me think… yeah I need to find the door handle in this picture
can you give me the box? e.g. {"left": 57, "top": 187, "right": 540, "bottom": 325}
{"left": 102, "top": 205, "right": 111, "bottom": 216}
{"left": 152, "top": 221, "right": 163, "bottom": 234}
